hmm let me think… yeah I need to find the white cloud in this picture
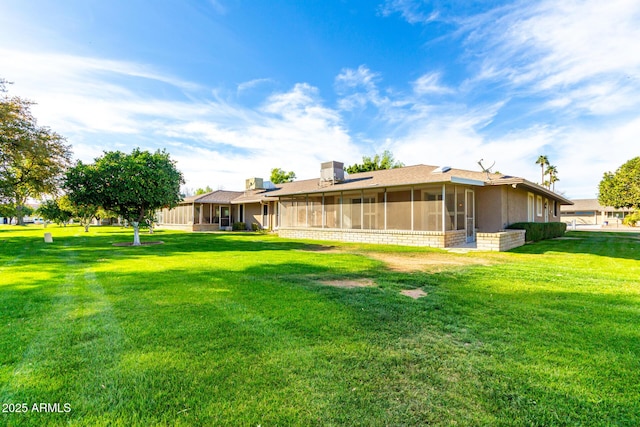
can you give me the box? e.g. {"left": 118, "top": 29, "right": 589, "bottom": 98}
{"left": 379, "top": 0, "right": 439, "bottom": 24}
{"left": 412, "top": 72, "right": 454, "bottom": 95}
{"left": 236, "top": 78, "right": 274, "bottom": 94}
{"left": 1, "top": 47, "right": 361, "bottom": 192}
{"left": 335, "top": 65, "right": 388, "bottom": 111}
{"left": 463, "top": 0, "right": 640, "bottom": 114}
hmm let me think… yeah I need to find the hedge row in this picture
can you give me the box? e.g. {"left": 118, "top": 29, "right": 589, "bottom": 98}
{"left": 506, "top": 222, "right": 567, "bottom": 242}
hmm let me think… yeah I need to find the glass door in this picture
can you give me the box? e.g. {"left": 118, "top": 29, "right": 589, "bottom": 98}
{"left": 465, "top": 189, "right": 475, "bottom": 243}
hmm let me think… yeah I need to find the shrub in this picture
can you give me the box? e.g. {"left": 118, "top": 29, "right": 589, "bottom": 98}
{"left": 251, "top": 222, "right": 261, "bottom": 232}
{"left": 622, "top": 212, "right": 640, "bottom": 227}
{"left": 232, "top": 222, "right": 246, "bottom": 231}
{"left": 506, "top": 222, "right": 567, "bottom": 242}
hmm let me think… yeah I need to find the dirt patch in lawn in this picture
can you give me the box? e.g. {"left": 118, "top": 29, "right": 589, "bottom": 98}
{"left": 320, "top": 278, "right": 375, "bottom": 289}
{"left": 401, "top": 289, "right": 428, "bottom": 299}
{"left": 365, "top": 252, "right": 496, "bottom": 273}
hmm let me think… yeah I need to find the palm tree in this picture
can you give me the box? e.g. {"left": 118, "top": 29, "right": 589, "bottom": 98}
{"left": 536, "top": 155, "right": 549, "bottom": 186}
{"left": 546, "top": 165, "right": 558, "bottom": 190}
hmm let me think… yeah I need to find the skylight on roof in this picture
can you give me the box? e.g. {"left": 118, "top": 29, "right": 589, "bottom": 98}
{"left": 432, "top": 166, "right": 451, "bottom": 174}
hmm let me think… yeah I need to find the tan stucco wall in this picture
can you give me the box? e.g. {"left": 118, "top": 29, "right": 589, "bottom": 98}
{"left": 476, "top": 186, "right": 504, "bottom": 232}
{"left": 244, "top": 203, "right": 262, "bottom": 229}
{"left": 504, "top": 187, "right": 531, "bottom": 225}
{"left": 476, "top": 185, "right": 562, "bottom": 232}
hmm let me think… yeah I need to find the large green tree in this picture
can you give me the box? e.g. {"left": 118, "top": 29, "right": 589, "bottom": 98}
{"left": 64, "top": 148, "right": 184, "bottom": 245}
{"left": 270, "top": 168, "right": 296, "bottom": 184}
{"left": 345, "top": 150, "right": 404, "bottom": 174}
{"left": 598, "top": 157, "right": 640, "bottom": 209}
{"left": 1, "top": 80, "right": 72, "bottom": 224}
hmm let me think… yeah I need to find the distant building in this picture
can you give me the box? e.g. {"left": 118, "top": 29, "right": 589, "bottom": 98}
{"left": 561, "top": 199, "right": 633, "bottom": 225}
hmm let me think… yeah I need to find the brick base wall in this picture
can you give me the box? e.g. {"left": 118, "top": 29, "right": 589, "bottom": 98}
{"left": 278, "top": 228, "right": 468, "bottom": 248}
{"left": 476, "top": 230, "right": 526, "bottom": 251}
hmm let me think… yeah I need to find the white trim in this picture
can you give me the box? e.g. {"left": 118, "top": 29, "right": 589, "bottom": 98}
{"left": 465, "top": 189, "right": 475, "bottom": 243}
{"left": 537, "top": 195, "right": 543, "bottom": 217}
{"left": 527, "top": 193, "right": 535, "bottom": 222}
{"left": 441, "top": 184, "right": 446, "bottom": 233}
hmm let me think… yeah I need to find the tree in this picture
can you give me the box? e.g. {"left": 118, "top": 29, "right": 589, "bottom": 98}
{"left": 270, "top": 168, "right": 296, "bottom": 184}
{"left": 195, "top": 185, "right": 213, "bottom": 195}
{"left": 64, "top": 148, "right": 184, "bottom": 245}
{"left": 345, "top": 150, "right": 404, "bottom": 174}
{"left": 59, "top": 194, "right": 97, "bottom": 232}
{"left": 598, "top": 157, "right": 640, "bottom": 209}
{"left": 37, "top": 198, "right": 73, "bottom": 226}
{"left": 63, "top": 162, "right": 100, "bottom": 232}
{"left": 1, "top": 80, "right": 72, "bottom": 224}
{"left": 546, "top": 164, "right": 558, "bottom": 191}
{"left": 535, "top": 155, "right": 549, "bottom": 186}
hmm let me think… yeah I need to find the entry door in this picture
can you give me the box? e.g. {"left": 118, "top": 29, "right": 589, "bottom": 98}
{"left": 465, "top": 189, "right": 475, "bottom": 243}
{"left": 221, "top": 206, "right": 230, "bottom": 227}
{"left": 544, "top": 199, "right": 549, "bottom": 222}
{"left": 262, "top": 204, "right": 269, "bottom": 229}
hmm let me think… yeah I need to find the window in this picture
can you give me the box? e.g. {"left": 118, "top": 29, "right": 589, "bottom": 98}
{"left": 537, "top": 195, "right": 543, "bottom": 217}
{"left": 553, "top": 200, "right": 558, "bottom": 217}
{"left": 527, "top": 193, "right": 535, "bottom": 222}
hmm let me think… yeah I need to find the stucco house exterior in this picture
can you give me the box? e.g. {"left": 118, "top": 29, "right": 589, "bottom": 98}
{"left": 157, "top": 190, "right": 243, "bottom": 231}
{"left": 157, "top": 161, "right": 573, "bottom": 251}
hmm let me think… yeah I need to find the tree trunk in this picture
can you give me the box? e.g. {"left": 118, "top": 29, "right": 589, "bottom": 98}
{"left": 84, "top": 223, "right": 90, "bottom": 232}
{"left": 132, "top": 221, "right": 141, "bottom": 246}
{"left": 16, "top": 204, "right": 24, "bottom": 226}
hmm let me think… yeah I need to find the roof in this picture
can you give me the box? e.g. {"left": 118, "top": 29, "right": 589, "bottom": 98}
{"left": 256, "top": 164, "right": 573, "bottom": 205}
{"left": 182, "top": 190, "right": 243, "bottom": 204}
{"left": 561, "top": 199, "right": 633, "bottom": 212}
{"left": 178, "top": 164, "right": 574, "bottom": 206}
{"left": 231, "top": 189, "right": 279, "bottom": 204}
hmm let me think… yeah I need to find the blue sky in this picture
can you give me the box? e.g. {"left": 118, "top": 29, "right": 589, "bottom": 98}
{"left": 1, "top": 0, "right": 639, "bottom": 198}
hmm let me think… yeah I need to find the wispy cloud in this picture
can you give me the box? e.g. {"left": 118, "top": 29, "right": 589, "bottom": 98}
{"left": 461, "top": 0, "right": 640, "bottom": 114}
{"left": 1, "top": 47, "right": 361, "bottom": 190}
{"left": 335, "top": 65, "right": 388, "bottom": 111}
{"left": 412, "top": 72, "right": 454, "bottom": 96}
{"left": 236, "top": 78, "right": 274, "bottom": 94}
{"left": 378, "top": 0, "right": 440, "bottom": 24}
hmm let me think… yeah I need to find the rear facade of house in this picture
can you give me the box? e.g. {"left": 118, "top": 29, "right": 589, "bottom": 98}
{"left": 157, "top": 161, "right": 572, "bottom": 251}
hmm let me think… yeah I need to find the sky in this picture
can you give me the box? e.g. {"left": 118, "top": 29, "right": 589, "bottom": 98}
{"left": 1, "top": 0, "right": 639, "bottom": 198}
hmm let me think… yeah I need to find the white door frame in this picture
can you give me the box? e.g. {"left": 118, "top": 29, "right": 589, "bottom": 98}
{"left": 262, "top": 203, "right": 269, "bottom": 229}
{"left": 465, "top": 189, "right": 476, "bottom": 243}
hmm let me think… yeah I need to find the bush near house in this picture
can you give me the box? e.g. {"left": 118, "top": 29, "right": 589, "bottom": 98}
{"left": 506, "top": 222, "right": 567, "bottom": 242}
{"left": 232, "top": 221, "right": 246, "bottom": 231}
{"left": 623, "top": 212, "right": 640, "bottom": 227}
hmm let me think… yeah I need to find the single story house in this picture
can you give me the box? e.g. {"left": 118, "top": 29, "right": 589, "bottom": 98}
{"left": 561, "top": 199, "right": 633, "bottom": 225}
{"left": 157, "top": 190, "right": 243, "bottom": 231}
{"left": 157, "top": 161, "right": 573, "bottom": 251}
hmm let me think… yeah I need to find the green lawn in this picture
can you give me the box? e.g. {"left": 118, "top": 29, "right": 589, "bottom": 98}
{"left": 1, "top": 225, "right": 639, "bottom": 426}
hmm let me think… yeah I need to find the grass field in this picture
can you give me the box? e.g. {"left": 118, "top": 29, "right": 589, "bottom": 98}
{"left": 0, "top": 225, "right": 639, "bottom": 426}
